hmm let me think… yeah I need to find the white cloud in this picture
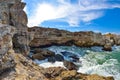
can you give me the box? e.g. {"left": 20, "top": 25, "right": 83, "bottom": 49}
{"left": 26, "top": 0, "right": 120, "bottom": 27}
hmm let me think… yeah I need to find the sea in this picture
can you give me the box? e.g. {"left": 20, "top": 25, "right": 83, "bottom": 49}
{"left": 34, "top": 45, "right": 120, "bottom": 80}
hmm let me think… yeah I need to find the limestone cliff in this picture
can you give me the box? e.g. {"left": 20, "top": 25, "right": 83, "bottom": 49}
{"left": 29, "top": 27, "right": 120, "bottom": 51}
{"left": 0, "top": 24, "right": 15, "bottom": 74}
{"left": 0, "top": 0, "right": 31, "bottom": 55}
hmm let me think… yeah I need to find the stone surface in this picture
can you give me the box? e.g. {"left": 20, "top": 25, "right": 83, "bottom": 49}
{"left": 49, "top": 70, "right": 114, "bottom": 80}
{"left": 0, "top": 0, "right": 31, "bottom": 55}
{"left": 0, "top": 24, "right": 47, "bottom": 80}
{"left": 0, "top": 24, "right": 15, "bottom": 74}
{"left": 41, "top": 67, "right": 66, "bottom": 78}
{"left": 54, "top": 54, "right": 64, "bottom": 61}
{"left": 48, "top": 54, "right": 64, "bottom": 63}
{"left": 29, "top": 27, "right": 120, "bottom": 51}
{"left": 63, "top": 60, "right": 78, "bottom": 70}
{"left": 32, "top": 48, "right": 55, "bottom": 60}
{"left": 84, "top": 74, "right": 114, "bottom": 80}
{"left": 0, "top": 0, "right": 115, "bottom": 80}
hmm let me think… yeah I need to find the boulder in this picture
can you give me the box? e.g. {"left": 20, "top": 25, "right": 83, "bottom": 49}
{"left": 63, "top": 60, "right": 78, "bottom": 70}
{"left": 48, "top": 56, "right": 56, "bottom": 63}
{"left": 54, "top": 54, "right": 64, "bottom": 61}
{"left": 41, "top": 67, "right": 65, "bottom": 78}
{"left": 48, "top": 54, "right": 64, "bottom": 63}
{"left": 103, "top": 44, "right": 112, "bottom": 51}
{"left": 61, "top": 51, "right": 79, "bottom": 62}
{"left": 32, "top": 53, "right": 46, "bottom": 60}
{"left": 32, "top": 48, "right": 55, "bottom": 60}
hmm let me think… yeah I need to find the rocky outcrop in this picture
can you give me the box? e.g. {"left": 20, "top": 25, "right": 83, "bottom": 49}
{"left": 0, "top": 0, "right": 31, "bottom": 55}
{"left": 63, "top": 60, "right": 78, "bottom": 70}
{"left": 48, "top": 69, "right": 114, "bottom": 80}
{"left": 28, "top": 27, "right": 73, "bottom": 48}
{"left": 0, "top": 24, "right": 15, "bottom": 74}
{"left": 32, "top": 48, "right": 55, "bottom": 60}
{"left": 0, "top": 0, "right": 115, "bottom": 80}
{"left": 0, "top": 25, "right": 114, "bottom": 80}
{"left": 0, "top": 24, "right": 48, "bottom": 80}
{"left": 29, "top": 27, "right": 120, "bottom": 51}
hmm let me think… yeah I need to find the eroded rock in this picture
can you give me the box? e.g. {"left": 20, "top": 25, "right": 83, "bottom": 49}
{"left": 29, "top": 27, "right": 120, "bottom": 51}
{"left": 32, "top": 48, "right": 55, "bottom": 60}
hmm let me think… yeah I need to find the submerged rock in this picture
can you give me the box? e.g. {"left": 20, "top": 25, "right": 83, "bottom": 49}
{"left": 48, "top": 56, "right": 56, "bottom": 63}
{"left": 48, "top": 54, "right": 64, "bottom": 63}
{"left": 61, "top": 51, "right": 79, "bottom": 62}
{"left": 63, "top": 60, "right": 78, "bottom": 70}
{"left": 54, "top": 54, "right": 64, "bottom": 61}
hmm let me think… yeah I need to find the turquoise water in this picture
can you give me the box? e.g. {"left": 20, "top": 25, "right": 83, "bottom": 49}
{"left": 45, "top": 46, "right": 120, "bottom": 80}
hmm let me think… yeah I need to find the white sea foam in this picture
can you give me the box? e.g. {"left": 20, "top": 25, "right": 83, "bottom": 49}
{"left": 78, "top": 52, "right": 120, "bottom": 80}
{"left": 35, "top": 46, "right": 120, "bottom": 80}
{"left": 39, "top": 61, "right": 65, "bottom": 68}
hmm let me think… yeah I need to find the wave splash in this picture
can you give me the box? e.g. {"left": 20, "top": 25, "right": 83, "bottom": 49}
{"left": 36, "top": 45, "right": 120, "bottom": 80}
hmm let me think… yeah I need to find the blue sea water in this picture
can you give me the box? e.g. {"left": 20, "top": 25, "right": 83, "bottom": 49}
{"left": 35, "top": 45, "right": 120, "bottom": 80}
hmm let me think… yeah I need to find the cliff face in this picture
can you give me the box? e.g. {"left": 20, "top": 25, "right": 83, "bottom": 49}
{"left": 0, "top": 24, "right": 48, "bottom": 80}
{"left": 29, "top": 27, "right": 120, "bottom": 51}
{"left": 0, "top": 24, "right": 15, "bottom": 74}
{"left": 0, "top": 0, "right": 30, "bottom": 55}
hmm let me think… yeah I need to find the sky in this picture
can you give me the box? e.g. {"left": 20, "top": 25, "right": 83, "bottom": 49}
{"left": 22, "top": 0, "right": 120, "bottom": 33}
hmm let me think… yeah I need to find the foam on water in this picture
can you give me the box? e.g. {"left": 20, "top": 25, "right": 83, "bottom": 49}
{"left": 34, "top": 59, "right": 65, "bottom": 68}
{"left": 36, "top": 45, "right": 120, "bottom": 80}
{"left": 39, "top": 61, "right": 65, "bottom": 68}
{"left": 78, "top": 50, "right": 120, "bottom": 80}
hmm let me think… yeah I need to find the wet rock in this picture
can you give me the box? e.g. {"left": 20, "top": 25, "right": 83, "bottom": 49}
{"left": 63, "top": 60, "right": 78, "bottom": 70}
{"left": 48, "top": 57, "right": 56, "bottom": 63}
{"left": 61, "top": 51, "right": 79, "bottom": 62}
{"left": 48, "top": 54, "right": 64, "bottom": 63}
{"left": 55, "top": 54, "right": 64, "bottom": 61}
{"left": 33, "top": 48, "right": 55, "bottom": 57}
{"left": 32, "top": 48, "right": 55, "bottom": 60}
{"left": 69, "top": 55, "right": 79, "bottom": 62}
{"left": 103, "top": 44, "right": 112, "bottom": 51}
{"left": 32, "top": 53, "right": 46, "bottom": 60}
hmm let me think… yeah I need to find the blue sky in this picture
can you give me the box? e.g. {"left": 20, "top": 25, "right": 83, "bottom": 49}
{"left": 22, "top": 0, "right": 120, "bottom": 33}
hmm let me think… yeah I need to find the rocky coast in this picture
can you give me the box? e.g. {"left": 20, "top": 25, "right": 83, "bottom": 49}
{"left": 0, "top": 0, "right": 119, "bottom": 80}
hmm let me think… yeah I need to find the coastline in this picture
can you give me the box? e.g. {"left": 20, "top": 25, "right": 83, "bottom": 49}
{"left": 0, "top": 0, "right": 119, "bottom": 80}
